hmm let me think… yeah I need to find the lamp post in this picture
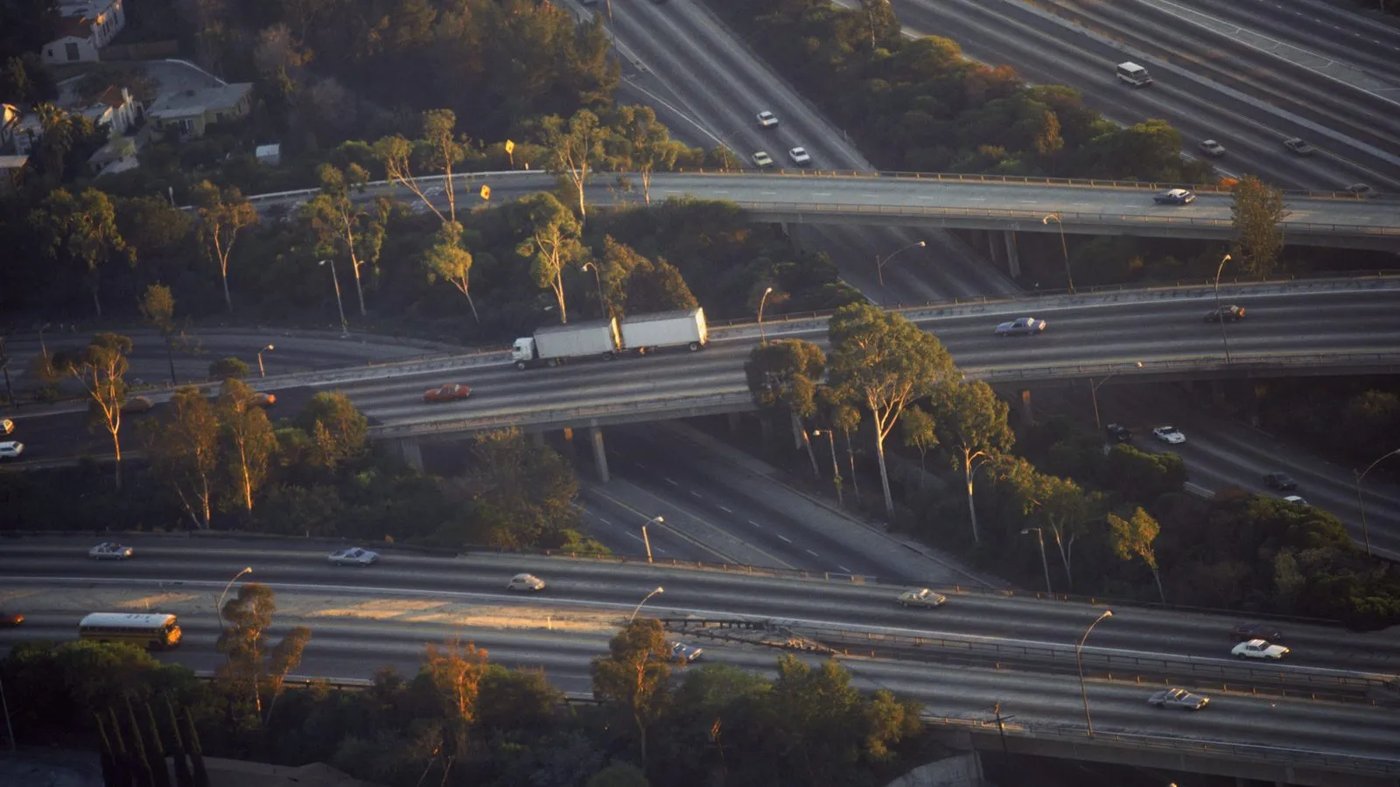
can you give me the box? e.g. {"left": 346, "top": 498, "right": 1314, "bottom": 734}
{"left": 256, "top": 344, "right": 275, "bottom": 378}
{"left": 812, "top": 429, "right": 843, "bottom": 506}
{"left": 629, "top": 586, "right": 665, "bottom": 622}
{"left": 318, "top": 259, "right": 349, "bottom": 338}
{"left": 1213, "top": 253, "right": 1233, "bottom": 364}
{"left": 874, "top": 240, "right": 927, "bottom": 287}
{"left": 1076, "top": 610, "right": 1113, "bottom": 737}
{"left": 582, "top": 262, "right": 606, "bottom": 314}
{"left": 38, "top": 322, "right": 52, "bottom": 361}
{"left": 1020, "top": 527, "right": 1053, "bottom": 595}
{"left": 1089, "top": 361, "right": 1144, "bottom": 430}
{"left": 216, "top": 566, "right": 253, "bottom": 655}
{"left": 1356, "top": 448, "right": 1400, "bottom": 558}
{"left": 757, "top": 286, "right": 775, "bottom": 345}
{"left": 1041, "top": 214, "right": 1073, "bottom": 293}
{"left": 641, "top": 515, "right": 663, "bottom": 563}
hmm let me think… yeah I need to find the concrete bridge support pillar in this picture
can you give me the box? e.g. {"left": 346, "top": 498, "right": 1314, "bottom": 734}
{"left": 589, "top": 426, "right": 610, "bottom": 483}
{"left": 398, "top": 438, "right": 424, "bottom": 472}
{"left": 1002, "top": 231, "right": 1022, "bottom": 278}
{"left": 1019, "top": 389, "right": 1034, "bottom": 424}
{"left": 727, "top": 412, "right": 742, "bottom": 433}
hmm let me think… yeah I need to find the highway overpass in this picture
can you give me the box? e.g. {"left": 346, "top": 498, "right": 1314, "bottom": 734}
{"left": 247, "top": 169, "right": 1400, "bottom": 254}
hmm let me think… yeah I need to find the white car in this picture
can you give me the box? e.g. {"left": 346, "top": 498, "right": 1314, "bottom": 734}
{"left": 1282, "top": 495, "right": 1309, "bottom": 506}
{"left": 1152, "top": 426, "right": 1186, "bottom": 444}
{"left": 897, "top": 588, "right": 948, "bottom": 608}
{"left": 788, "top": 146, "right": 811, "bottom": 166}
{"left": 1198, "top": 139, "right": 1226, "bottom": 158}
{"left": 0, "top": 440, "right": 22, "bottom": 460}
{"left": 752, "top": 151, "right": 774, "bottom": 168}
{"left": 756, "top": 110, "right": 778, "bottom": 128}
{"left": 328, "top": 547, "right": 379, "bottom": 566}
{"left": 507, "top": 573, "right": 546, "bottom": 592}
{"left": 0, "top": 419, "right": 13, "bottom": 435}
{"left": 994, "top": 317, "right": 1047, "bottom": 336}
{"left": 89, "top": 542, "right": 134, "bottom": 560}
{"left": 1232, "top": 638, "right": 1289, "bottom": 660}
{"left": 1148, "top": 687, "right": 1210, "bottom": 710}
{"left": 670, "top": 641, "right": 704, "bottom": 663}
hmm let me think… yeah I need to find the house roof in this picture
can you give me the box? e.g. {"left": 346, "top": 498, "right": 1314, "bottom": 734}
{"left": 56, "top": 16, "right": 94, "bottom": 38}
{"left": 0, "top": 154, "right": 29, "bottom": 169}
{"left": 147, "top": 83, "right": 252, "bottom": 120}
{"left": 97, "top": 85, "right": 125, "bottom": 108}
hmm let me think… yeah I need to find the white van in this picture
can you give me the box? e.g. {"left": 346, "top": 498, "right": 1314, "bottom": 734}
{"left": 1116, "top": 62, "right": 1152, "bottom": 87}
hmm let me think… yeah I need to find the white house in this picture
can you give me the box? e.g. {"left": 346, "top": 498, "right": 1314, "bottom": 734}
{"left": 76, "top": 85, "right": 140, "bottom": 136}
{"left": 41, "top": 0, "right": 127, "bottom": 65}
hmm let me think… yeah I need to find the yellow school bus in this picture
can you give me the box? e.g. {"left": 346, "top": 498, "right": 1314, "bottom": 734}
{"left": 78, "top": 612, "right": 183, "bottom": 650}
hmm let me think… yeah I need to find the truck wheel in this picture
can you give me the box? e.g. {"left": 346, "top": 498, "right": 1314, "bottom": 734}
{"left": 688, "top": 342, "right": 701, "bottom": 351}
{"left": 515, "top": 360, "right": 527, "bottom": 370}
{"left": 547, "top": 358, "right": 559, "bottom": 367}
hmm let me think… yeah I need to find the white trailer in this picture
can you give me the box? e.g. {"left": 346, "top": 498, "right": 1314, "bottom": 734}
{"left": 619, "top": 308, "right": 708, "bottom": 354}
{"left": 512, "top": 318, "right": 620, "bottom": 369}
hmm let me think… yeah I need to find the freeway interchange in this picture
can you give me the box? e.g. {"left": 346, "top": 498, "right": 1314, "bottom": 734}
{"left": 2, "top": 539, "right": 1398, "bottom": 783}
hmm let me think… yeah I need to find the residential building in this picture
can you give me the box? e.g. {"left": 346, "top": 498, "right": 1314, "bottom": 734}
{"left": 146, "top": 83, "right": 253, "bottom": 140}
{"left": 0, "top": 154, "right": 28, "bottom": 195}
{"left": 41, "top": 0, "right": 127, "bottom": 64}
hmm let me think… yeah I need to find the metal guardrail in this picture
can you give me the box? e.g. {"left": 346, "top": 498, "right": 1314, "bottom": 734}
{"left": 926, "top": 714, "right": 1400, "bottom": 776}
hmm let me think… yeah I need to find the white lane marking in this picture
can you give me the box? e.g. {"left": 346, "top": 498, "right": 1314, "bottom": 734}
{"left": 689, "top": 490, "right": 703, "bottom": 499}
{"left": 777, "top": 534, "right": 792, "bottom": 544}
{"left": 598, "top": 517, "right": 612, "bottom": 526}
{"left": 806, "top": 549, "right": 820, "bottom": 558}
{"left": 838, "top": 564, "right": 853, "bottom": 573}
{"left": 625, "top": 532, "right": 643, "bottom": 543}
{"left": 719, "top": 505, "right": 734, "bottom": 513}
{"left": 747, "top": 519, "right": 763, "bottom": 527}
{"left": 664, "top": 477, "right": 679, "bottom": 486}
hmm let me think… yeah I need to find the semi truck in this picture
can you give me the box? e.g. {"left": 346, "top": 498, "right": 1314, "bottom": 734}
{"left": 511, "top": 307, "right": 707, "bottom": 369}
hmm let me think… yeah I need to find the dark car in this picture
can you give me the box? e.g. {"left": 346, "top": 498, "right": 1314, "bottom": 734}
{"left": 1232, "top": 622, "right": 1284, "bottom": 643}
{"left": 0, "top": 611, "right": 23, "bottom": 626}
{"left": 1264, "top": 472, "right": 1298, "bottom": 491}
{"left": 1105, "top": 424, "right": 1132, "bottom": 443}
{"left": 1204, "top": 304, "right": 1245, "bottom": 322}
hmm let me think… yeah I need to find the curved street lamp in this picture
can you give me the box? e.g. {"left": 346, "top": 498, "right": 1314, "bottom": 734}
{"left": 1077, "top": 610, "right": 1113, "bottom": 737}
{"left": 582, "top": 262, "right": 606, "bottom": 314}
{"left": 875, "top": 240, "right": 926, "bottom": 287}
{"left": 757, "top": 286, "right": 775, "bottom": 345}
{"left": 1041, "top": 214, "right": 1073, "bottom": 293}
{"left": 641, "top": 515, "right": 663, "bottom": 563}
{"left": 1089, "top": 361, "right": 1144, "bottom": 430}
{"left": 257, "top": 344, "right": 275, "bottom": 378}
{"left": 629, "top": 586, "right": 665, "bottom": 623}
{"left": 1356, "top": 448, "right": 1400, "bottom": 557}
{"left": 216, "top": 566, "right": 254, "bottom": 652}
{"left": 811, "top": 429, "right": 843, "bottom": 506}
{"left": 1213, "top": 253, "right": 1233, "bottom": 364}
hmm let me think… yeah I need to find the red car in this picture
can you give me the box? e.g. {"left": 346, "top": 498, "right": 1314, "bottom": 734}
{"left": 0, "top": 611, "right": 24, "bottom": 627}
{"left": 423, "top": 383, "right": 472, "bottom": 403}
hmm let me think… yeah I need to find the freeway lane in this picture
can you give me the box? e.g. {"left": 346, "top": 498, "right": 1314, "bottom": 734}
{"left": 4, "top": 547, "right": 1400, "bottom": 775}
{"left": 5, "top": 541, "right": 1400, "bottom": 675}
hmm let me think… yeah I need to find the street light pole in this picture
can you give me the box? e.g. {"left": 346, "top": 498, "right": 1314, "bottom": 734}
{"left": 812, "top": 429, "right": 843, "bottom": 506}
{"left": 642, "top": 515, "right": 663, "bottom": 563}
{"left": 318, "top": 259, "right": 349, "bottom": 338}
{"left": 216, "top": 566, "right": 253, "bottom": 656}
{"left": 1076, "top": 610, "right": 1113, "bottom": 737}
{"left": 256, "top": 344, "right": 275, "bottom": 378}
{"left": 582, "top": 262, "right": 605, "bottom": 314}
{"left": 629, "top": 586, "right": 665, "bottom": 622}
{"left": 874, "top": 240, "right": 927, "bottom": 287}
{"left": 1020, "top": 527, "right": 1052, "bottom": 595}
{"left": 1213, "top": 253, "right": 1233, "bottom": 364}
{"left": 1041, "top": 215, "right": 1073, "bottom": 293}
{"left": 757, "top": 286, "right": 775, "bottom": 345}
{"left": 1089, "top": 361, "right": 1144, "bottom": 430}
{"left": 1355, "top": 448, "right": 1400, "bottom": 558}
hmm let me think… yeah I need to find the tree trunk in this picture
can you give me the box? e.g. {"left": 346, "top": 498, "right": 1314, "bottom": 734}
{"left": 111, "top": 430, "right": 123, "bottom": 490}
{"left": 220, "top": 270, "right": 232, "bottom": 313}
{"left": 1050, "top": 526, "right": 1074, "bottom": 590}
{"left": 91, "top": 281, "right": 103, "bottom": 317}
{"left": 463, "top": 290, "right": 480, "bottom": 323}
{"left": 874, "top": 433, "right": 894, "bottom": 516}
{"left": 1151, "top": 567, "right": 1166, "bottom": 603}
{"left": 641, "top": 169, "right": 652, "bottom": 205}
{"left": 844, "top": 431, "right": 861, "bottom": 499}
{"left": 963, "top": 455, "right": 980, "bottom": 544}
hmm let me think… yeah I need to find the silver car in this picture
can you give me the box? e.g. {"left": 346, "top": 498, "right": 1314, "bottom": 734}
{"left": 507, "top": 573, "right": 546, "bottom": 592}
{"left": 89, "top": 542, "right": 134, "bottom": 560}
{"left": 1148, "top": 687, "right": 1210, "bottom": 710}
{"left": 994, "top": 317, "right": 1047, "bottom": 336}
{"left": 670, "top": 641, "right": 704, "bottom": 663}
{"left": 897, "top": 588, "right": 948, "bottom": 608}
{"left": 328, "top": 547, "right": 379, "bottom": 566}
